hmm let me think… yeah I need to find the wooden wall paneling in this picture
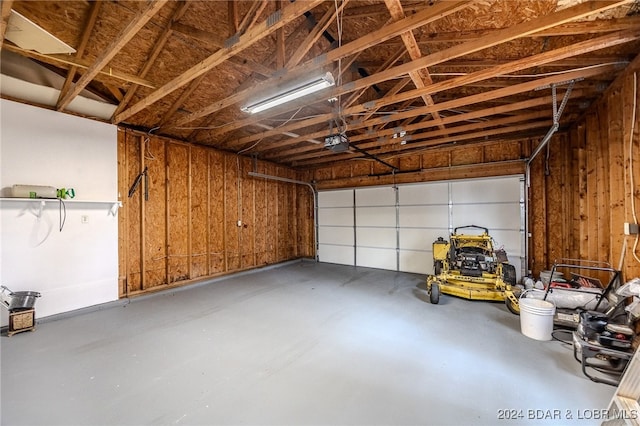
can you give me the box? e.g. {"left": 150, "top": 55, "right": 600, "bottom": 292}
{"left": 451, "top": 145, "right": 483, "bottom": 166}
{"left": 621, "top": 74, "right": 640, "bottom": 278}
{"left": 576, "top": 124, "right": 589, "bottom": 260}
{"left": 544, "top": 133, "right": 567, "bottom": 266}
{"left": 528, "top": 153, "right": 547, "bottom": 277}
{"left": 484, "top": 141, "right": 522, "bottom": 163}
{"left": 371, "top": 158, "right": 398, "bottom": 175}
{"left": 333, "top": 162, "right": 352, "bottom": 179}
{"left": 144, "top": 136, "right": 167, "bottom": 289}
{"left": 596, "top": 103, "right": 612, "bottom": 275}
{"left": 423, "top": 150, "right": 449, "bottom": 169}
{"left": 254, "top": 161, "right": 268, "bottom": 266}
{"left": 277, "top": 169, "right": 289, "bottom": 261}
{"left": 296, "top": 184, "right": 313, "bottom": 258}
{"left": 209, "top": 150, "right": 225, "bottom": 274}
{"left": 398, "top": 154, "right": 421, "bottom": 172}
{"left": 265, "top": 162, "right": 278, "bottom": 265}
{"left": 289, "top": 169, "right": 299, "bottom": 259}
{"left": 585, "top": 113, "right": 600, "bottom": 264}
{"left": 240, "top": 156, "right": 255, "bottom": 268}
{"left": 314, "top": 166, "right": 333, "bottom": 181}
{"left": 608, "top": 85, "right": 626, "bottom": 275}
{"left": 351, "top": 159, "right": 372, "bottom": 177}
{"left": 124, "top": 132, "right": 143, "bottom": 293}
{"left": 117, "top": 130, "right": 129, "bottom": 296}
{"left": 167, "top": 142, "right": 190, "bottom": 283}
{"left": 224, "top": 153, "right": 241, "bottom": 271}
{"left": 190, "top": 146, "right": 209, "bottom": 278}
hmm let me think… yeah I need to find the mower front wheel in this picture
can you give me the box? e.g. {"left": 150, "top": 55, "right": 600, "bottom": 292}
{"left": 430, "top": 282, "right": 440, "bottom": 304}
{"left": 505, "top": 295, "right": 519, "bottom": 315}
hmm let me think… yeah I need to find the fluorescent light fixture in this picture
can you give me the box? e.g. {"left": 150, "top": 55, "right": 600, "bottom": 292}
{"left": 242, "top": 72, "right": 335, "bottom": 114}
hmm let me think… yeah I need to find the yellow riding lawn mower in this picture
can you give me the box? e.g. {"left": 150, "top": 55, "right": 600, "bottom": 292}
{"left": 426, "top": 225, "right": 520, "bottom": 314}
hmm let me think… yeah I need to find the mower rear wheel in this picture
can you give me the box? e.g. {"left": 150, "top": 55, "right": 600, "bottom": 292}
{"left": 430, "top": 282, "right": 440, "bottom": 304}
{"left": 434, "top": 260, "right": 443, "bottom": 275}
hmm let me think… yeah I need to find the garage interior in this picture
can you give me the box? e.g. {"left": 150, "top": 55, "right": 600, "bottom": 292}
{"left": 1, "top": 0, "right": 640, "bottom": 424}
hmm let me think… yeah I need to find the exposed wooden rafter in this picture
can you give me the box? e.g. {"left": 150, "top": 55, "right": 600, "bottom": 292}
{"left": 3, "top": 43, "right": 156, "bottom": 88}
{"left": 384, "top": 0, "right": 446, "bottom": 129}
{"left": 112, "top": 2, "right": 191, "bottom": 118}
{"left": 56, "top": 0, "right": 102, "bottom": 109}
{"left": 165, "top": 0, "right": 471, "bottom": 129}
{"left": 114, "top": 0, "right": 326, "bottom": 124}
{"left": 57, "top": 0, "right": 169, "bottom": 111}
{"left": 1, "top": 0, "right": 14, "bottom": 46}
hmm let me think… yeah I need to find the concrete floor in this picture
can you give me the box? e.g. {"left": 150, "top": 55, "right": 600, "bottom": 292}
{"left": 1, "top": 260, "right": 615, "bottom": 425}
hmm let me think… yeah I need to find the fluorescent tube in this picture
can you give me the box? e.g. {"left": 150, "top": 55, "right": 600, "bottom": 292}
{"left": 242, "top": 72, "right": 335, "bottom": 114}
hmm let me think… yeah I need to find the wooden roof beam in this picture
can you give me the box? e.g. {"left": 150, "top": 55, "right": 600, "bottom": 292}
{"left": 237, "top": 0, "right": 267, "bottom": 36}
{"left": 197, "top": 0, "right": 632, "bottom": 142}
{"left": 1, "top": 0, "right": 14, "bottom": 47}
{"left": 56, "top": 1, "right": 102, "bottom": 110}
{"left": 403, "top": 15, "right": 640, "bottom": 44}
{"left": 166, "top": 0, "right": 471, "bottom": 129}
{"left": 286, "top": 0, "right": 350, "bottom": 69}
{"left": 254, "top": 63, "right": 615, "bottom": 158}
{"left": 293, "top": 120, "right": 555, "bottom": 168}
{"left": 113, "top": 1, "right": 191, "bottom": 117}
{"left": 169, "top": 22, "right": 274, "bottom": 77}
{"left": 289, "top": 110, "right": 551, "bottom": 163}
{"left": 224, "top": 25, "right": 637, "bottom": 149}
{"left": 114, "top": 0, "right": 325, "bottom": 124}
{"left": 263, "top": 91, "right": 582, "bottom": 160}
{"left": 384, "top": 0, "right": 446, "bottom": 129}
{"left": 57, "top": 0, "right": 169, "bottom": 112}
{"left": 3, "top": 44, "right": 155, "bottom": 88}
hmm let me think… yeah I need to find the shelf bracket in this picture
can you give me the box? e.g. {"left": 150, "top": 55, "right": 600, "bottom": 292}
{"left": 37, "top": 200, "right": 46, "bottom": 219}
{"left": 108, "top": 201, "right": 122, "bottom": 216}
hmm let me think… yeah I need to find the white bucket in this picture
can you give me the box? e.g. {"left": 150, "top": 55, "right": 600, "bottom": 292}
{"left": 519, "top": 297, "right": 555, "bottom": 341}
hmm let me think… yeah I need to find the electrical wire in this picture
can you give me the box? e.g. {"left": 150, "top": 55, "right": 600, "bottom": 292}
{"left": 334, "top": 0, "right": 347, "bottom": 134}
{"left": 628, "top": 72, "right": 639, "bottom": 263}
{"left": 236, "top": 107, "right": 303, "bottom": 155}
{"left": 58, "top": 198, "right": 66, "bottom": 232}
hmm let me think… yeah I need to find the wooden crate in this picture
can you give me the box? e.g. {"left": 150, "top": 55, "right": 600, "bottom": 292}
{"left": 8, "top": 309, "right": 35, "bottom": 337}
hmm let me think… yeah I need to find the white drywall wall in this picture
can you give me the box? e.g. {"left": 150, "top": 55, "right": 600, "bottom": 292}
{"left": 0, "top": 99, "right": 119, "bottom": 326}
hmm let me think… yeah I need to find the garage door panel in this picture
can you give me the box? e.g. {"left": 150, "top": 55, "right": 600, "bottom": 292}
{"left": 357, "top": 247, "right": 396, "bottom": 270}
{"left": 357, "top": 227, "right": 395, "bottom": 249}
{"left": 451, "top": 177, "right": 521, "bottom": 204}
{"left": 356, "top": 187, "right": 395, "bottom": 206}
{"left": 398, "top": 182, "right": 448, "bottom": 205}
{"left": 318, "top": 244, "right": 354, "bottom": 265}
{"left": 319, "top": 226, "right": 354, "bottom": 246}
{"left": 318, "top": 176, "right": 525, "bottom": 277}
{"left": 318, "top": 207, "right": 354, "bottom": 227}
{"left": 399, "top": 250, "right": 432, "bottom": 274}
{"left": 398, "top": 205, "right": 449, "bottom": 228}
{"left": 356, "top": 206, "right": 395, "bottom": 227}
{"left": 452, "top": 203, "right": 521, "bottom": 230}
{"left": 318, "top": 190, "right": 353, "bottom": 207}
{"left": 488, "top": 229, "right": 523, "bottom": 257}
{"left": 399, "top": 228, "right": 447, "bottom": 251}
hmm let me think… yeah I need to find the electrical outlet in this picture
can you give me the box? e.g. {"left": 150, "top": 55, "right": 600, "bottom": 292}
{"left": 624, "top": 222, "right": 639, "bottom": 235}
{"left": 237, "top": 220, "right": 242, "bottom": 227}
{"left": 81, "top": 215, "right": 89, "bottom": 224}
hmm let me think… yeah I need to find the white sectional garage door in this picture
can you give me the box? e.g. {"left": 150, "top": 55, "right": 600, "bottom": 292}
{"left": 317, "top": 176, "right": 525, "bottom": 279}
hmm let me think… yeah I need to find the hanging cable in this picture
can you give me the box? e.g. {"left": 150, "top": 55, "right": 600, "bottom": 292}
{"left": 58, "top": 198, "right": 66, "bottom": 232}
{"left": 629, "top": 72, "right": 639, "bottom": 263}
